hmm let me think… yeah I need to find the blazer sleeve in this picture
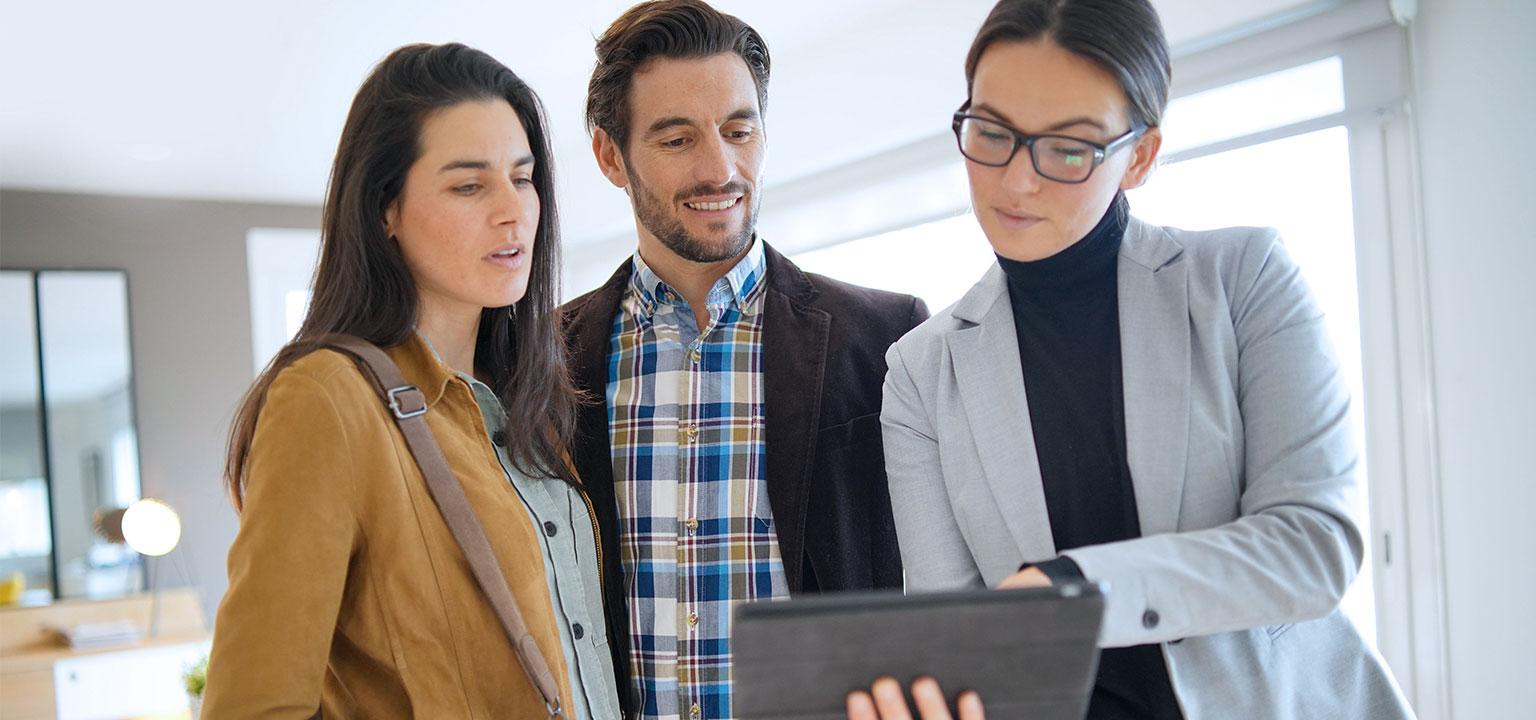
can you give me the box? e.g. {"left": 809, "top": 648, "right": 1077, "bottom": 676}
{"left": 203, "top": 368, "right": 362, "bottom": 717}
{"left": 908, "top": 296, "right": 931, "bottom": 330}
{"left": 881, "top": 340, "right": 985, "bottom": 590}
{"left": 1062, "top": 233, "right": 1366, "bottom": 647}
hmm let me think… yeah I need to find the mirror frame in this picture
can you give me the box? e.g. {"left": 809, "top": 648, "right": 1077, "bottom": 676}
{"left": 1, "top": 267, "right": 147, "bottom": 602}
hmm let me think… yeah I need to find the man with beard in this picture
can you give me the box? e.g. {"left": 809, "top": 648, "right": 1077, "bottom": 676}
{"left": 560, "top": 2, "right": 929, "bottom": 719}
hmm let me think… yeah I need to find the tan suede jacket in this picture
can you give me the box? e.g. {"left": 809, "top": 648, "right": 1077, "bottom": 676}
{"left": 204, "top": 334, "right": 591, "bottom": 718}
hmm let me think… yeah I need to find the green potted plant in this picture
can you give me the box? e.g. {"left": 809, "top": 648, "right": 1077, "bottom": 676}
{"left": 183, "top": 654, "right": 208, "bottom": 717}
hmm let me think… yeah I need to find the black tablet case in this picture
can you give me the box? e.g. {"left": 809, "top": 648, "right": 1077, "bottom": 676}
{"left": 733, "top": 583, "right": 1105, "bottom": 720}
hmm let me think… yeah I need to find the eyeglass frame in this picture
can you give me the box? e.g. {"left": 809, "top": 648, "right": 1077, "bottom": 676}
{"left": 951, "top": 104, "right": 1148, "bottom": 184}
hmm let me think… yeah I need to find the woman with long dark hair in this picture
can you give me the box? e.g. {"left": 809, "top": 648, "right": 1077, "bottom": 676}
{"left": 856, "top": 0, "right": 1413, "bottom": 718}
{"left": 204, "top": 43, "right": 621, "bottom": 718}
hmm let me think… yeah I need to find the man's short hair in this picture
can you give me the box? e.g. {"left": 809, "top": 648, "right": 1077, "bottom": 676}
{"left": 586, "top": 0, "right": 771, "bottom": 151}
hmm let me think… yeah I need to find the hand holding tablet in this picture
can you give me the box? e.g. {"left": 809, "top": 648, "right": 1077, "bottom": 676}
{"left": 733, "top": 583, "right": 1105, "bottom": 719}
{"left": 847, "top": 677, "right": 986, "bottom": 720}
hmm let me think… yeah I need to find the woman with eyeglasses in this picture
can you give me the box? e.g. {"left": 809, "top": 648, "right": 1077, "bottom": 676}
{"left": 852, "top": 0, "right": 1415, "bottom": 718}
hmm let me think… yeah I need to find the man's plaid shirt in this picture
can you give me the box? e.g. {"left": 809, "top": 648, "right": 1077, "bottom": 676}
{"left": 605, "top": 239, "right": 790, "bottom": 720}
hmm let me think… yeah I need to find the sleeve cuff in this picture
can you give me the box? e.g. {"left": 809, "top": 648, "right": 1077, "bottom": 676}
{"left": 1021, "top": 556, "right": 1086, "bottom": 585}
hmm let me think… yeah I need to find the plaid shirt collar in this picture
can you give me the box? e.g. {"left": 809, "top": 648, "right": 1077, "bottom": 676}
{"left": 627, "top": 236, "right": 768, "bottom": 322}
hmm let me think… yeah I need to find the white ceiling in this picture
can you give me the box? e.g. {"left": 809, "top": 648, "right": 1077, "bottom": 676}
{"left": 0, "top": 0, "right": 1321, "bottom": 246}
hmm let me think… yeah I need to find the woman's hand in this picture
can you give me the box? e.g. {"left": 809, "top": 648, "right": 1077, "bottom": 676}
{"left": 846, "top": 677, "right": 984, "bottom": 720}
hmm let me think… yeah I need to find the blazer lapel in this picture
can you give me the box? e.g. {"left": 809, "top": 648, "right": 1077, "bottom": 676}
{"left": 760, "top": 244, "right": 830, "bottom": 592}
{"left": 1117, "top": 219, "right": 1191, "bottom": 536}
{"left": 947, "top": 266, "right": 1057, "bottom": 562}
{"left": 561, "top": 259, "right": 640, "bottom": 710}
{"left": 565, "top": 262, "right": 634, "bottom": 503}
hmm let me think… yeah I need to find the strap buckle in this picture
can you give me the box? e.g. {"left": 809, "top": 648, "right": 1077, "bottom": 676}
{"left": 546, "top": 698, "right": 562, "bottom": 718}
{"left": 386, "top": 385, "right": 427, "bottom": 419}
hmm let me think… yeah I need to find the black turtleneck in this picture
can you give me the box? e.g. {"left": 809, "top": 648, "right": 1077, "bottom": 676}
{"left": 999, "top": 194, "right": 1182, "bottom": 720}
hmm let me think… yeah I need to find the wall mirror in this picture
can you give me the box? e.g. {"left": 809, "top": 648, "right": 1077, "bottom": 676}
{"left": 0, "top": 269, "right": 144, "bottom": 603}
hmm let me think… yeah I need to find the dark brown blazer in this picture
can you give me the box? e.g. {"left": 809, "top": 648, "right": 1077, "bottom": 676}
{"left": 560, "top": 242, "right": 928, "bottom": 712}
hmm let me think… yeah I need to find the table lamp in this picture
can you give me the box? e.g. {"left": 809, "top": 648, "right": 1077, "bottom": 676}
{"left": 93, "top": 498, "right": 182, "bottom": 636}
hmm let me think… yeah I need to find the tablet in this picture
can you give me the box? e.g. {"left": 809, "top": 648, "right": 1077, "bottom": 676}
{"left": 732, "top": 583, "right": 1104, "bottom": 720}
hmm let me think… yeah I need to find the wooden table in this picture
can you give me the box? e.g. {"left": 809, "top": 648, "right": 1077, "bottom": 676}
{"left": 1, "top": 590, "right": 208, "bottom": 720}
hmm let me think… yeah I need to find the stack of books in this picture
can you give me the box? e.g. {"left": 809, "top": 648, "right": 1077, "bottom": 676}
{"left": 49, "top": 620, "right": 142, "bottom": 650}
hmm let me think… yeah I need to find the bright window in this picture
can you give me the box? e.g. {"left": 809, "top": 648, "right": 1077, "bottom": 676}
{"left": 792, "top": 214, "right": 991, "bottom": 313}
{"left": 246, "top": 228, "right": 321, "bottom": 374}
{"left": 1160, "top": 57, "right": 1344, "bottom": 156}
{"left": 0, "top": 478, "right": 52, "bottom": 558}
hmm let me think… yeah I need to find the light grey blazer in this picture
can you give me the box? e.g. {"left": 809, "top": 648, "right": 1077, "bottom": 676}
{"left": 881, "top": 218, "right": 1413, "bottom": 719}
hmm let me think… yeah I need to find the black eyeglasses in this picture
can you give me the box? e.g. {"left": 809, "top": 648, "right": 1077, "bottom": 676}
{"left": 951, "top": 109, "right": 1146, "bottom": 184}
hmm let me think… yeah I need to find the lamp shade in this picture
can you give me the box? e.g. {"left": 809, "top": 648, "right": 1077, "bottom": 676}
{"left": 119, "top": 499, "right": 180, "bottom": 557}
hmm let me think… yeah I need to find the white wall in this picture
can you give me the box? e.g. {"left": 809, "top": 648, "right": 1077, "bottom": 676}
{"left": 1410, "top": 0, "right": 1536, "bottom": 717}
{"left": 0, "top": 190, "right": 320, "bottom": 625}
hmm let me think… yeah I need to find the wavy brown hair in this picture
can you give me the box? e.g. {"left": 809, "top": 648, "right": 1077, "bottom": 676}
{"left": 224, "top": 43, "right": 579, "bottom": 510}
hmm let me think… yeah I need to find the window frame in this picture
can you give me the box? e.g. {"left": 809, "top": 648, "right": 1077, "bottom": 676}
{"left": 1173, "top": 8, "right": 1448, "bottom": 717}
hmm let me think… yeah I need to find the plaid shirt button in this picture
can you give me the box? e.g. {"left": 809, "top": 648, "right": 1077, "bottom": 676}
{"left": 609, "top": 244, "right": 790, "bottom": 720}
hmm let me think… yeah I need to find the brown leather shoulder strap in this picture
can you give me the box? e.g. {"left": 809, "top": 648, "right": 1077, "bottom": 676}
{"left": 314, "top": 334, "right": 563, "bottom": 718}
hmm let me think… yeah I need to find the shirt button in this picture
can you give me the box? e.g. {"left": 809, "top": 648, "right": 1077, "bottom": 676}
{"left": 491, "top": 430, "right": 507, "bottom": 447}
{"left": 543, "top": 521, "right": 558, "bottom": 537}
{"left": 685, "top": 424, "right": 698, "bottom": 443}
{"left": 1142, "top": 609, "right": 1161, "bottom": 629}
{"left": 686, "top": 517, "right": 699, "bottom": 534}
{"left": 690, "top": 703, "right": 702, "bottom": 719}
{"left": 688, "top": 611, "right": 699, "bottom": 628}
{"left": 689, "top": 348, "right": 701, "bottom": 364}
{"left": 572, "top": 623, "right": 584, "bottom": 639}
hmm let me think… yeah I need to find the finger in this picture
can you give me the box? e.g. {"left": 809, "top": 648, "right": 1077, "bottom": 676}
{"left": 957, "top": 691, "right": 985, "bottom": 720}
{"left": 911, "top": 677, "right": 953, "bottom": 720}
{"left": 871, "top": 677, "right": 913, "bottom": 720}
{"left": 847, "top": 690, "right": 878, "bottom": 720}
{"left": 997, "top": 567, "right": 1051, "bottom": 590}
